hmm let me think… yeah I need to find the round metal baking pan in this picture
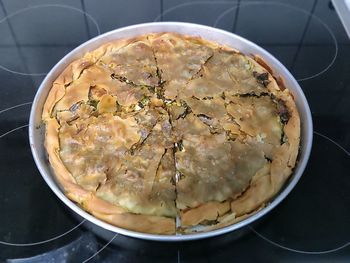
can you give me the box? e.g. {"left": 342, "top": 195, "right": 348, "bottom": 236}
{"left": 29, "top": 22, "right": 313, "bottom": 242}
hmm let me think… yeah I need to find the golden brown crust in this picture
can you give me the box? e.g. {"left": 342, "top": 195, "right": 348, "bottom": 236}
{"left": 45, "top": 117, "right": 175, "bottom": 234}
{"left": 99, "top": 36, "right": 159, "bottom": 86}
{"left": 43, "top": 32, "right": 301, "bottom": 235}
{"left": 230, "top": 84, "right": 300, "bottom": 217}
{"left": 42, "top": 40, "right": 132, "bottom": 121}
{"left": 253, "top": 54, "right": 274, "bottom": 75}
{"left": 175, "top": 134, "right": 267, "bottom": 209}
{"left": 184, "top": 208, "right": 262, "bottom": 234}
{"left": 42, "top": 83, "right": 66, "bottom": 121}
{"left": 91, "top": 211, "right": 175, "bottom": 235}
{"left": 45, "top": 118, "right": 77, "bottom": 185}
{"left": 148, "top": 32, "right": 214, "bottom": 99}
{"left": 83, "top": 195, "right": 175, "bottom": 234}
{"left": 181, "top": 201, "right": 230, "bottom": 227}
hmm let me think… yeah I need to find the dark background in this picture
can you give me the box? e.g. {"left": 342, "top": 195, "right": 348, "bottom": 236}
{"left": 0, "top": 0, "right": 349, "bottom": 262}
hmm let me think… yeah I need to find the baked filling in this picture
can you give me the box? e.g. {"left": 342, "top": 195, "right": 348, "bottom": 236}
{"left": 42, "top": 33, "right": 300, "bottom": 235}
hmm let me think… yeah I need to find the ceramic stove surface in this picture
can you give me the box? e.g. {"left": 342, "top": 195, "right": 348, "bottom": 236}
{"left": 0, "top": 0, "right": 349, "bottom": 262}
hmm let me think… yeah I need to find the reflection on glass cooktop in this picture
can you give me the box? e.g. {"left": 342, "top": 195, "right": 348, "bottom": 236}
{"left": 0, "top": 0, "right": 349, "bottom": 262}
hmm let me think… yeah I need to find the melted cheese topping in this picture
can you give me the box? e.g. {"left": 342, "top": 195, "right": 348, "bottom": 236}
{"left": 42, "top": 33, "right": 300, "bottom": 235}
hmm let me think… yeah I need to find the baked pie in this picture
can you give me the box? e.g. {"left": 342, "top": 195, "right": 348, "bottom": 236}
{"left": 42, "top": 33, "right": 300, "bottom": 235}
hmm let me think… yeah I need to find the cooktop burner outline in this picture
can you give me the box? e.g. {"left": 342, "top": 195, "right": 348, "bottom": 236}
{"left": 0, "top": 123, "right": 29, "bottom": 139}
{"left": 314, "top": 131, "right": 350, "bottom": 157}
{"left": 0, "top": 220, "right": 85, "bottom": 247}
{"left": 212, "top": 1, "right": 338, "bottom": 82}
{"left": 249, "top": 130, "right": 350, "bottom": 255}
{"left": 0, "top": 101, "right": 32, "bottom": 115}
{"left": 0, "top": 103, "right": 85, "bottom": 247}
{"left": 153, "top": 0, "right": 237, "bottom": 22}
{"left": 250, "top": 226, "right": 350, "bottom": 255}
{"left": 0, "top": 3, "right": 101, "bottom": 76}
{"left": 81, "top": 234, "right": 118, "bottom": 263}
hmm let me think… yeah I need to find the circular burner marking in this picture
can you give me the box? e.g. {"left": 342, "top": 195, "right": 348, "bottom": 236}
{"left": 212, "top": 1, "right": 338, "bottom": 82}
{"left": 0, "top": 4, "right": 101, "bottom": 76}
{"left": 0, "top": 102, "right": 86, "bottom": 247}
{"left": 250, "top": 130, "right": 350, "bottom": 254}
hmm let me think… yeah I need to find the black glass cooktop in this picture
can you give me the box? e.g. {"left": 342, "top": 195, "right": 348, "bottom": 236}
{"left": 0, "top": 0, "right": 349, "bottom": 262}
